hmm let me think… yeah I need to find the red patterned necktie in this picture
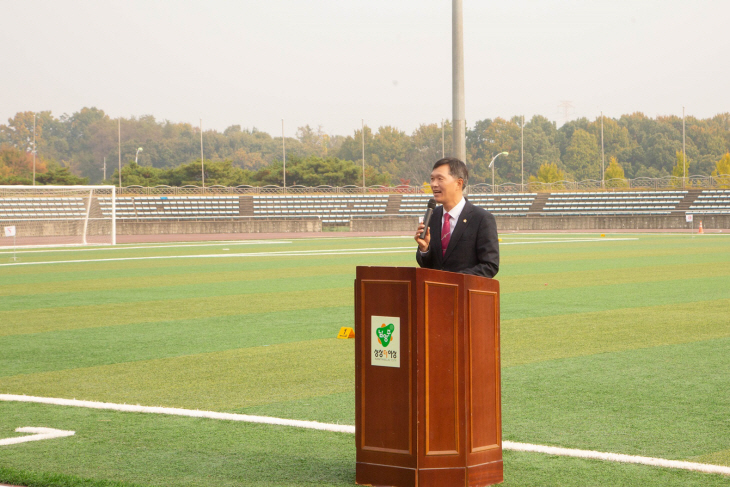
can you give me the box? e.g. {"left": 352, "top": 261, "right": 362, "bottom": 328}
{"left": 441, "top": 212, "right": 451, "bottom": 257}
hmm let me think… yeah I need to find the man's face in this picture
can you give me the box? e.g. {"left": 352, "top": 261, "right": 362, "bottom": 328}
{"left": 430, "top": 164, "right": 462, "bottom": 207}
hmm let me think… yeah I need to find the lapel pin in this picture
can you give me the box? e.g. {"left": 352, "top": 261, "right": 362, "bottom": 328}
{"left": 463, "top": 219, "right": 467, "bottom": 223}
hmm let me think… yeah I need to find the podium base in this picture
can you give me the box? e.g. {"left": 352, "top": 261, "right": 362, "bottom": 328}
{"left": 356, "top": 460, "right": 503, "bottom": 487}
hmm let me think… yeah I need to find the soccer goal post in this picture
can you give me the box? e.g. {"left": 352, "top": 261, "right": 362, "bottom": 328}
{"left": 0, "top": 185, "right": 116, "bottom": 247}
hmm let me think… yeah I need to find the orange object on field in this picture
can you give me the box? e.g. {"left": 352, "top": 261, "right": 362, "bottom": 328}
{"left": 698, "top": 221, "right": 704, "bottom": 234}
{"left": 337, "top": 327, "right": 355, "bottom": 339}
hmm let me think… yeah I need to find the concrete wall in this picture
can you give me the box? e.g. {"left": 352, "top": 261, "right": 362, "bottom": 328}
{"left": 118, "top": 218, "right": 321, "bottom": 235}
{"left": 351, "top": 215, "right": 730, "bottom": 232}
{"left": 496, "top": 215, "right": 730, "bottom": 231}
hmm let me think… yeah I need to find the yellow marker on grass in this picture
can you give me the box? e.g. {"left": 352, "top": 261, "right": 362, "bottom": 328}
{"left": 337, "top": 327, "right": 355, "bottom": 339}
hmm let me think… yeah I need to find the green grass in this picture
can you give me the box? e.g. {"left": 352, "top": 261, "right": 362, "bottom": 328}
{"left": 1, "top": 233, "right": 729, "bottom": 486}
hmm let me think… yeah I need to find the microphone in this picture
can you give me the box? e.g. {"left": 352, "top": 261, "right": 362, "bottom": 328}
{"left": 420, "top": 198, "right": 437, "bottom": 239}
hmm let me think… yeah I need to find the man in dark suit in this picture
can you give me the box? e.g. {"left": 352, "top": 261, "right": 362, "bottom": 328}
{"left": 414, "top": 158, "right": 499, "bottom": 277}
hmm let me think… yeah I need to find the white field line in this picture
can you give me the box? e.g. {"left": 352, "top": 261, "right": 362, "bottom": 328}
{"left": 1, "top": 394, "right": 727, "bottom": 476}
{"left": 0, "top": 240, "right": 290, "bottom": 255}
{"left": 0, "top": 247, "right": 415, "bottom": 267}
{"left": 0, "top": 238, "right": 636, "bottom": 267}
{"left": 503, "top": 441, "right": 730, "bottom": 476}
{"left": 0, "top": 427, "right": 75, "bottom": 446}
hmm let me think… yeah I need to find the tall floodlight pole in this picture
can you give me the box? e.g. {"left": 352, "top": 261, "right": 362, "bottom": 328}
{"left": 601, "top": 112, "right": 605, "bottom": 188}
{"left": 452, "top": 0, "right": 466, "bottom": 162}
{"left": 362, "top": 119, "right": 366, "bottom": 190}
{"left": 282, "top": 119, "right": 286, "bottom": 189}
{"left": 32, "top": 113, "right": 37, "bottom": 186}
{"left": 200, "top": 119, "right": 205, "bottom": 189}
{"left": 521, "top": 115, "right": 525, "bottom": 191}
{"left": 682, "top": 106, "right": 686, "bottom": 186}
{"left": 442, "top": 118, "right": 445, "bottom": 158}
{"left": 103, "top": 157, "right": 106, "bottom": 181}
{"left": 118, "top": 118, "right": 122, "bottom": 188}
{"left": 489, "top": 152, "right": 508, "bottom": 194}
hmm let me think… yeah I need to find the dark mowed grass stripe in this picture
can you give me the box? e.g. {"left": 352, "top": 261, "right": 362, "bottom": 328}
{"left": 0, "top": 338, "right": 356, "bottom": 411}
{"left": 0, "top": 263, "right": 358, "bottom": 296}
{"left": 1, "top": 402, "right": 728, "bottom": 487}
{"left": 0, "top": 246, "right": 414, "bottom": 283}
{"left": 0, "top": 401, "right": 357, "bottom": 487}
{"left": 0, "top": 273, "right": 355, "bottom": 311}
{"left": 0, "top": 307, "right": 353, "bottom": 377}
{"left": 502, "top": 336, "right": 730, "bottom": 461}
{"left": 502, "top": 275, "right": 730, "bottom": 319}
{"left": 501, "top": 298, "right": 730, "bottom": 366}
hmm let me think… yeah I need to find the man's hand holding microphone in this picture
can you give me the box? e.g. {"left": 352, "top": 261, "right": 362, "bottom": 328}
{"left": 414, "top": 198, "right": 436, "bottom": 252}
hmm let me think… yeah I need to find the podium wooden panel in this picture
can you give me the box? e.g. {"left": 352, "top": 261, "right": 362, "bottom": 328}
{"left": 355, "top": 266, "right": 502, "bottom": 487}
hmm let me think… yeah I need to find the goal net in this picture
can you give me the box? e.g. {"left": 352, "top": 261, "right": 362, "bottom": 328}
{"left": 0, "top": 185, "right": 116, "bottom": 247}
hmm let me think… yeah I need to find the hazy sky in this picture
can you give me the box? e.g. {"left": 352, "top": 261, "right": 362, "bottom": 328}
{"left": 2, "top": 0, "right": 728, "bottom": 136}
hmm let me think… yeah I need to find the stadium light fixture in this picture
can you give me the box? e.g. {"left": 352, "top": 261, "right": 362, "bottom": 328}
{"left": 135, "top": 147, "right": 143, "bottom": 164}
{"left": 489, "top": 152, "right": 509, "bottom": 194}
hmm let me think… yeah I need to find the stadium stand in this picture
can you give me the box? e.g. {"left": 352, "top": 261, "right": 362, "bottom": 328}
{"left": 540, "top": 191, "right": 687, "bottom": 216}
{"left": 10, "top": 190, "right": 727, "bottom": 226}
{"left": 252, "top": 194, "right": 389, "bottom": 223}
{"left": 0, "top": 197, "right": 86, "bottom": 218}
{"left": 400, "top": 193, "right": 536, "bottom": 216}
{"left": 687, "top": 189, "right": 730, "bottom": 214}
{"left": 98, "top": 195, "right": 240, "bottom": 219}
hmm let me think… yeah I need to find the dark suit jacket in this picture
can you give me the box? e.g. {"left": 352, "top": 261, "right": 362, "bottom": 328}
{"left": 416, "top": 199, "right": 499, "bottom": 278}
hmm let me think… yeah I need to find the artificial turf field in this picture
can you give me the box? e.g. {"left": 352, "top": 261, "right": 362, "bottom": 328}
{"left": 0, "top": 232, "right": 728, "bottom": 487}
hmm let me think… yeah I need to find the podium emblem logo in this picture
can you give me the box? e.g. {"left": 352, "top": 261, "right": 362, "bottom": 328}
{"left": 376, "top": 323, "right": 395, "bottom": 347}
{"left": 371, "top": 316, "right": 400, "bottom": 368}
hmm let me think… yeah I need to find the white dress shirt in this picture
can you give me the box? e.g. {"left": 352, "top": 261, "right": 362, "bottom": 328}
{"left": 441, "top": 196, "right": 466, "bottom": 237}
{"left": 421, "top": 196, "right": 466, "bottom": 255}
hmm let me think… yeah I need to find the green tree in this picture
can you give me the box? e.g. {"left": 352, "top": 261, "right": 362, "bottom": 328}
{"left": 605, "top": 156, "right": 625, "bottom": 180}
{"left": 711, "top": 152, "right": 730, "bottom": 176}
{"left": 563, "top": 128, "right": 599, "bottom": 181}
{"left": 604, "top": 156, "right": 628, "bottom": 188}
{"left": 529, "top": 162, "right": 566, "bottom": 184}
{"left": 711, "top": 152, "right": 730, "bottom": 188}
{"left": 35, "top": 165, "right": 89, "bottom": 185}
{"left": 404, "top": 122, "right": 450, "bottom": 185}
{"left": 671, "top": 151, "right": 690, "bottom": 178}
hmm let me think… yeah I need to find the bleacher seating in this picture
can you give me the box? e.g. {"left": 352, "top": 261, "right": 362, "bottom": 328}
{"left": 253, "top": 194, "right": 388, "bottom": 223}
{"left": 687, "top": 190, "right": 730, "bottom": 214}
{"left": 541, "top": 191, "right": 687, "bottom": 216}
{"left": 9, "top": 190, "right": 728, "bottom": 223}
{"left": 98, "top": 196, "right": 240, "bottom": 219}
{"left": 399, "top": 194, "right": 536, "bottom": 216}
{"left": 0, "top": 197, "right": 86, "bottom": 219}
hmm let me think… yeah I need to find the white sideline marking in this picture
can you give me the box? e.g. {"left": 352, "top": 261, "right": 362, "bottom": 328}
{"left": 1, "top": 394, "right": 727, "bottom": 476}
{"left": 0, "top": 394, "right": 354, "bottom": 434}
{"left": 0, "top": 426, "right": 75, "bottom": 446}
{"left": 0, "top": 238, "right": 635, "bottom": 267}
{"left": 0, "top": 240, "right": 290, "bottom": 255}
{"left": 503, "top": 441, "right": 730, "bottom": 476}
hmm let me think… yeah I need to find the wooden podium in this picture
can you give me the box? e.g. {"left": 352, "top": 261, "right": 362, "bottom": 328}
{"left": 355, "top": 266, "right": 502, "bottom": 487}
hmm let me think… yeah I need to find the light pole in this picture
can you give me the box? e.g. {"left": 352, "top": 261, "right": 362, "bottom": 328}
{"left": 200, "top": 119, "right": 205, "bottom": 189}
{"left": 489, "top": 152, "right": 508, "bottom": 193}
{"left": 32, "top": 113, "right": 37, "bottom": 186}
{"left": 118, "top": 118, "right": 122, "bottom": 188}
{"left": 135, "top": 147, "right": 143, "bottom": 164}
{"left": 520, "top": 115, "right": 525, "bottom": 192}
{"left": 452, "top": 0, "right": 466, "bottom": 161}
{"left": 600, "top": 112, "right": 605, "bottom": 189}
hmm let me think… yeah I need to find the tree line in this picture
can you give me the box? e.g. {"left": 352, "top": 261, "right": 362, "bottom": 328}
{"left": 1, "top": 107, "right": 729, "bottom": 186}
